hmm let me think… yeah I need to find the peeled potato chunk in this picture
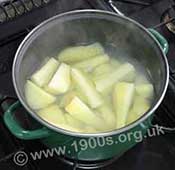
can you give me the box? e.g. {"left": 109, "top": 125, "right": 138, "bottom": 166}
{"left": 113, "top": 82, "right": 135, "bottom": 128}
{"left": 73, "top": 54, "right": 109, "bottom": 72}
{"left": 37, "top": 104, "right": 66, "bottom": 126}
{"left": 95, "top": 63, "right": 135, "bottom": 93}
{"left": 46, "top": 63, "right": 71, "bottom": 95}
{"left": 71, "top": 68, "right": 103, "bottom": 108}
{"left": 127, "top": 96, "right": 150, "bottom": 124}
{"left": 25, "top": 80, "right": 56, "bottom": 110}
{"left": 58, "top": 43, "right": 104, "bottom": 63}
{"left": 65, "top": 96, "right": 106, "bottom": 130}
{"left": 135, "top": 83, "right": 154, "bottom": 99}
{"left": 31, "top": 58, "right": 59, "bottom": 87}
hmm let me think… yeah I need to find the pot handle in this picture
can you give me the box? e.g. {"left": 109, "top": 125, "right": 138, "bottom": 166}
{"left": 3, "top": 101, "right": 52, "bottom": 140}
{"left": 148, "top": 29, "right": 169, "bottom": 54}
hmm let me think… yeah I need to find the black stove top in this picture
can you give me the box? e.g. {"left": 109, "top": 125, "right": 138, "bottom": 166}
{"left": 1, "top": 0, "right": 175, "bottom": 170}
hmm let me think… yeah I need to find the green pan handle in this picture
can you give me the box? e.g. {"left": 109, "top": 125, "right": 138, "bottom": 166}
{"left": 3, "top": 101, "right": 52, "bottom": 140}
{"left": 148, "top": 28, "right": 169, "bottom": 54}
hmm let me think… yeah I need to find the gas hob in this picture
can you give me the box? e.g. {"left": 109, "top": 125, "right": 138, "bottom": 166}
{"left": 0, "top": 0, "right": 175, "bottom": 170}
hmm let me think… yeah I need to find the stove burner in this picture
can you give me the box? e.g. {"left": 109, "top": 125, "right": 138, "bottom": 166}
{"left": 0, "top": 0, "right": 52, "bottom": 23}
{"left": 108, "top": 0, "right": 151, "bottom": 6}
{"left": 57, "top": 155, "right": 120, "bottom": 169}
{"left": 161, "top": 6, "right": 175, "bottom": 34}
{"left": 103, "top": 0, "right": 152, "bottom": 16}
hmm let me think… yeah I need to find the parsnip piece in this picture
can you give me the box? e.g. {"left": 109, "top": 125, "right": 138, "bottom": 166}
{"left": 71, "top": 68, "right": 103, "bottom": 108}
{"left": 97, "top": 105, "right": 116, "bottom": 130}
{"left": 74, "top": 88, "right": 88, "bottom": 103}
{"left": 113, "top": 82, "right": 135, "bottom": 128}
{"left": 59, "top": 91, "right": 75, "bottom": 108}
{"left": 83, "top": 126, "right": 98, "bottom": 133}
{"left": 135, "top": 83, "right": 154, "bottom": 99}
{"left": 59, "top": 88, "right": 88, "bottom": 108}
{"left": 60, "top": 124, "right": 84, "bottom": 133}
{"left": 37, "top": 104, "right": 66, "bottom": 126}
{"left": 38, "top": 104, "right": 84, "bottom": 132}
{"left": 94, "top": 62, "right": 135, "bottom": 96}
{"left": 92, "top": 72, "right": 112, "bottom": 82}
{"left": 73, "top": 54, "right": 109, "bottom": 72}
{"left": 31, "top": 58, "right": 59, "bottom": 87}
{"left": 95, "top": 63, "right": 135, "bottom": 93}
{"left": 65, "top": 114, "right": 84, "bottom": 129}
{"left": 80, "top": 70, "right": 92, "bottom": 80}
{"left": 104, "top": 95, "right": 113, "bottom": 108}
{"left": 135, "top": 72, "right": 149, "bottom": 84}
{"left": 132, "top": 96, "right": 150, "bottom": 114}
{"left": 127, "top": 96, "right": 150, "bottom": 124}
{"left": 65, "top": 114, "right": 98, "bottom": 133}
{"left": 126, "top": 111, "right": 140, "bottom": 125}
{"left": 46, "top": 63, "right": 71, "bottom": 95}
{"left": 25, "top": 80, "right": 56, "bottom": 110}
{"left": 110, "top": 59, "right": 121, "bottom": 68}
{"left": 92, "top": 58, "right": 120, "bottom": 79}
{"left": 58, "top": 43, "right": 104, "bottom": 63}
{"left": 92, "top": 63, "right": 114, "bottom": 77}
{"left": 65, "top": 96, "right": 106, "bottom": 130}
{"left": 120, "top": 68, "right": 136, "bottom": 82}
{"left": 94, "top": 59, "right": 121, "bottom": 87}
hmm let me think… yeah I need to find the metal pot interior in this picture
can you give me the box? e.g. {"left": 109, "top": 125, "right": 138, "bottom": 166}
{"left": 13, "top": 10, "right": 168, "bottom": 136}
